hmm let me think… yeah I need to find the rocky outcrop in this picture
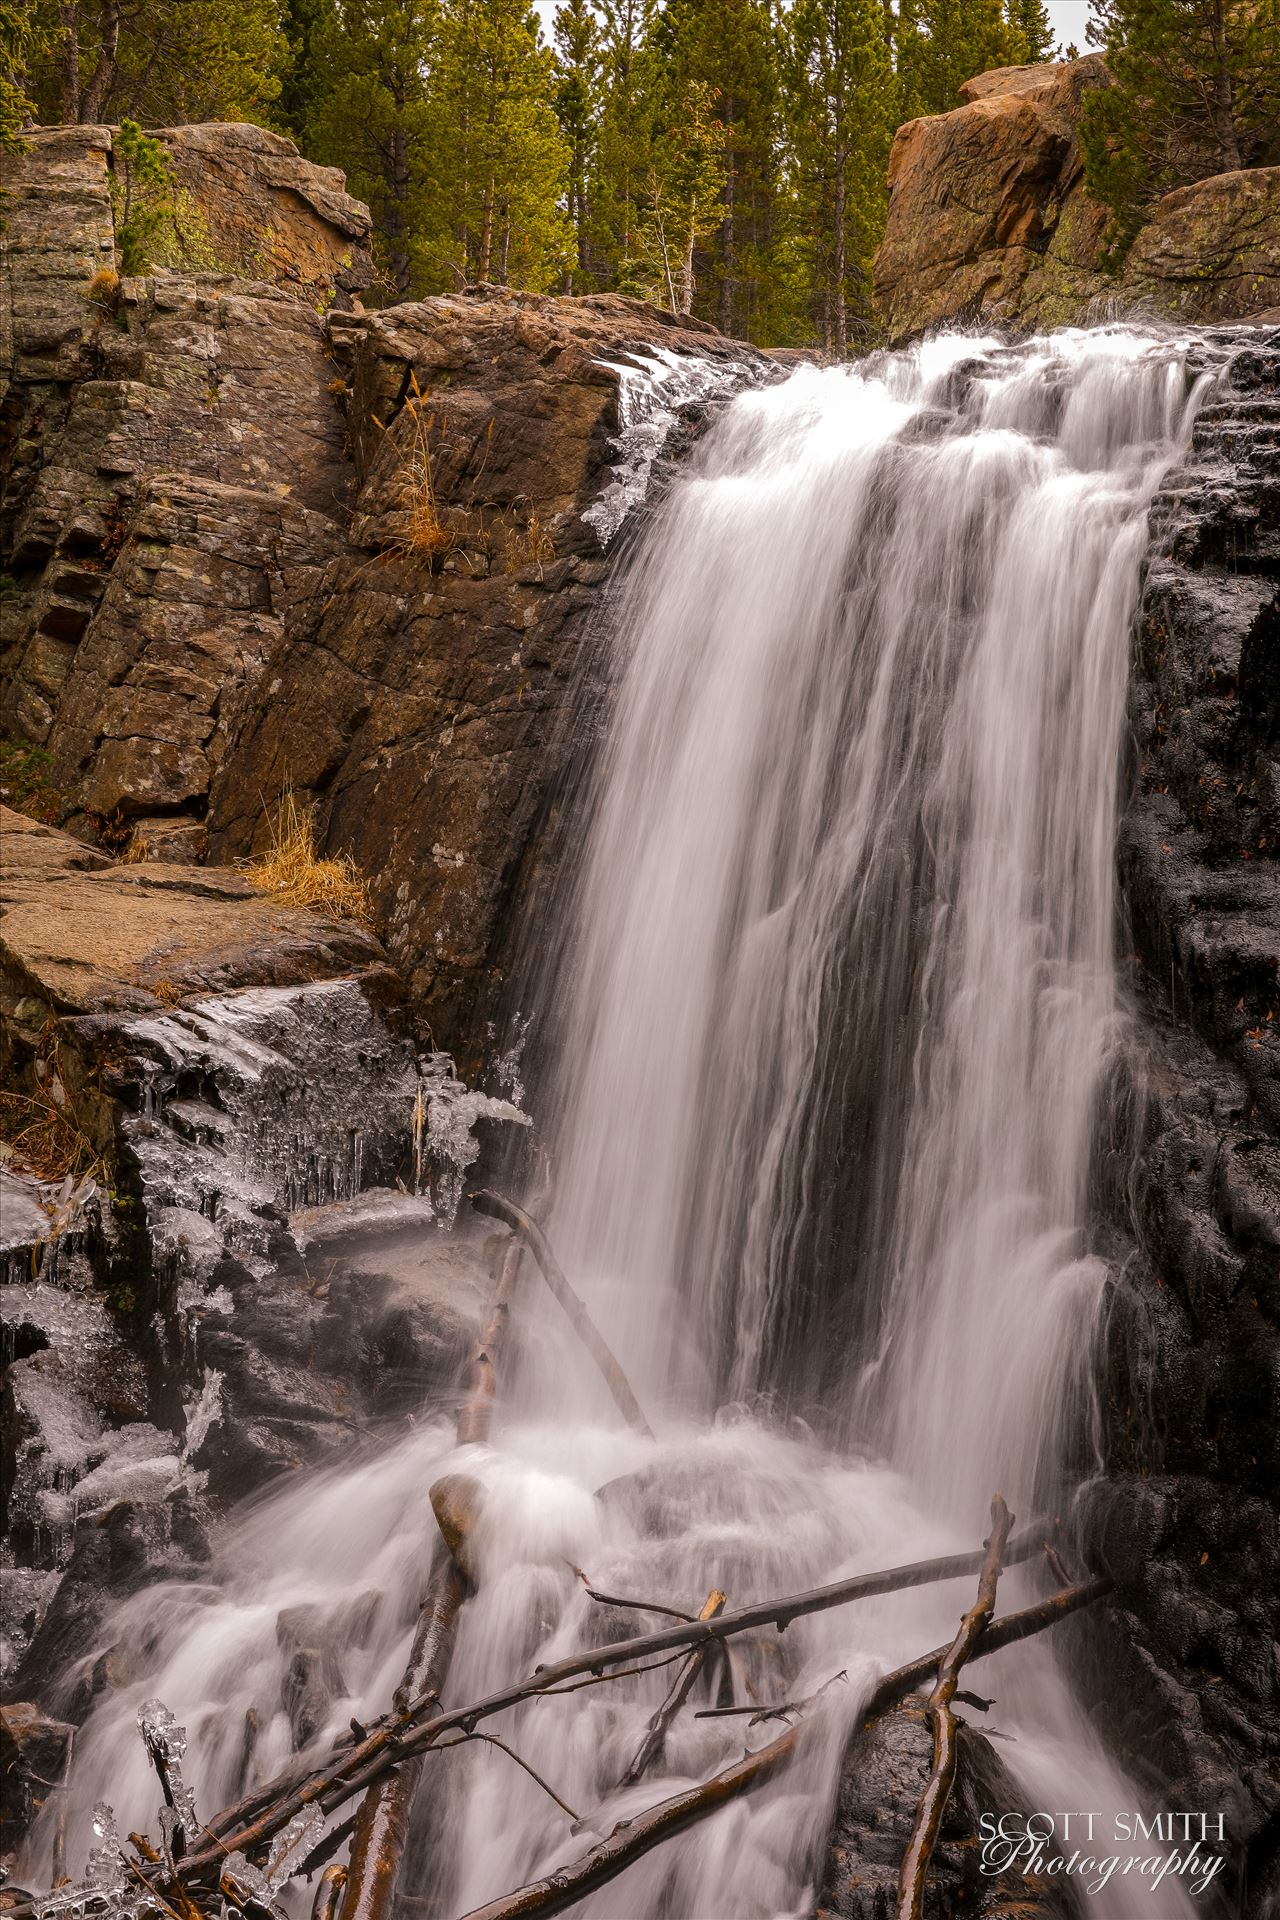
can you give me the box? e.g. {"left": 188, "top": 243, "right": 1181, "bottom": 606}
{"left": 0, "top": 121, "right": 371, "bottom": 850}
{"left": 204, "top": 294, "right": 761, "bottom": 1041}
{"left": 874, "top": 58, "right": 1280, "bottom": 341}
{"left": 154, "top": 122, "right": 373, "bottom": 299}
{"left": 1082, "top": 328, "right": 1280, "bottom": 1911}
{"left": 0, "top": 810, "right": 503, "bottom": 1708}
{"left": 2, "top": 124, "right": 766, "bottom": 1051}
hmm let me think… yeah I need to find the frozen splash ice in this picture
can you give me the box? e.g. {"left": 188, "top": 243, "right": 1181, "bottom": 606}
{"left": 582, "top": 345, "right": 766, "bottom": 545}
{"left": 413, "top": 1052, "right": 530, "bottom": 1225}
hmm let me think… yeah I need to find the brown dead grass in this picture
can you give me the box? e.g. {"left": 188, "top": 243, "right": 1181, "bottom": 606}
{"left": 85, "top": 267, "right": 121, "bottom": 306}
{"left": 0, "top": 1041, "right": 107, "bottom": 1186}
{"left": 246, "top": 789, "right": 371, "bottom": 922}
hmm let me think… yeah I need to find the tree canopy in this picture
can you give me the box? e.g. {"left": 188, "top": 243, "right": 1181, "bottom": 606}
{"left": 1082, "top": 0, "right": 1280, "bottom": 261}
{"left": 4, "top": 0, "right": 1275, "bottom": 340}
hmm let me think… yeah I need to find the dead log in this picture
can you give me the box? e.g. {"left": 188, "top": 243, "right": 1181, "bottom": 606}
{"left": 620, "top": 1589, "right": 726, "bottom": 1786}
{"left": 456, "top": 1718, "right": 805, "bottom": 1920}
{"left": 337, "top": 1233, "right": 527, "bottom": 1920}
{"left": 621, "top": 1589, "right": 729, "bottom": 1781}
{"left": 178, "top": 1526, "right": 1054, "bottom": 1881}
{"left": 451, "top": 1571, "right": 1106, "bottom": 1920}
{"left": 457, "top": 1234, "right": 524, "bottom": 1447}
{"left": 896, "top": 1496, "right": 1012, "bottom": 1920}
{"left": 468, "top": 1190, "right": 654, "bottom": 1436}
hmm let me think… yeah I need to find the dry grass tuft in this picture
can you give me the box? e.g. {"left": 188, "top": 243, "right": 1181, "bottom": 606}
{"left": 398, "top": 373, "right": 455, "bottom": 558}
{"left": 85, "top": 267, "right": 121, "bottom": 306}
{"left": 246, "top": 789, "right": 371, "bottom": 922}
{"left": 0, "top": 1042, "right": 106, "bottom": 1187}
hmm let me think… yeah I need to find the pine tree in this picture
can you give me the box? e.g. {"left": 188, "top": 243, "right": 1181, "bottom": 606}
{"left": 590, "top": 0, "right": 662, "bottom": 288}
{"left": 306, "top": 0, "right": 438, "bottom": 297}
{"left": 553, "top": 0, "right": 601, "bottom": 284}
{"left": 1082, "top": 0, "right": 1280, "bottom": 261}
{"left": 787, "top": 0, "right": 894, "bottom": 352}
{"left": 1, "top": 0, "right": 44, "bottom": 145}
{"left": 653, "top": 0, "right": 783, "bottom": 337}
{"left": 430, "top": 0, "right": 572, "bottom": 290}
{"left": 29, "top": 0, "right": 285, "bottom": 124}
{"left": 1006, "top": 0, "right": 1055, "bottom": 62}
{"left": 276, "top": 0, "right": 334, "bottom": 143}
{"left": 897, "top": 0, "right": 1017, "bottom": 114}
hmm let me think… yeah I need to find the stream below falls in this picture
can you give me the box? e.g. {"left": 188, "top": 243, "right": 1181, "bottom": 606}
{"left": 20, "top": 327, "right": 1228, "bottom": 1919}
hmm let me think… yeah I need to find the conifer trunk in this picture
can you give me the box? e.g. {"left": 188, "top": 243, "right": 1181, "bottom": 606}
{"left": 1207, "top": 0, "right": 1241, "bottom": 171}
{"left": 479, "top": 178, "right": 495, "bottom": 281}
{"left": 680, "top": 194, "right": 697, "bottom": 315}
{"left": 833, "top": 131, "right": 848, "bottom": 357}
{"left": 79, "top": 0, "right": 120, "bottom": 122}
{"left": 58, "top": 0, "right": 80, "bottom": 123}
{"left": 387, "top": 120, "right": 411, "bottom": 300}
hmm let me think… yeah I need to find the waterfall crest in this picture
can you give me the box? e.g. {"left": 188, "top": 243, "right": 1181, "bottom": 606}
{"left": 541, "top": 331, "right": 1210, "bottom": 1519}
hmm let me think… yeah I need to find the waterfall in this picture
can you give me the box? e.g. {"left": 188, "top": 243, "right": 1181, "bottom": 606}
{"left": 22, "top": 328, "right": 1218, "bottom": 1920}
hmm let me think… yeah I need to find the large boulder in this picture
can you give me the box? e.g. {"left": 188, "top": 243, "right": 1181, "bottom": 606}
{"left": 874, "top": 57, "right": 1113, "bottom": 340}
{"left": 874, "top": 57, "right": 1280, "bottom": 340}
{"left": 153, "top": 122, "right": 373, "bottom": 300}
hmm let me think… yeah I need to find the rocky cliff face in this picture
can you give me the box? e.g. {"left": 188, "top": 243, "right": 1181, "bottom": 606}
{"left": 2, "top": 124, "right": 766, "bottom": 1048}
{"left": 1084, "top": 328, "right": 1280, "bottom": 1912}
{"left": 874, "top": 58, "right": 1280, "bottom": 342}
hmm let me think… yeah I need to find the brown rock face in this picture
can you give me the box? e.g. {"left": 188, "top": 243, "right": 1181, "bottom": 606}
{"left": 2, "top": 123, "right": 764, "bottom": 1059}
{"left": 173, "top": 290, "right": 759, "bottom": 1049}
{"left": 874, "top": 57, "right": 1280, "bottom": 340}
{"left": 874, "top": 57, "right": 1113, "bottom": 340}
{"left": 0, "top": 806, "right": 381, "bottom": 1015}
{"left": 154, "top": 122, "right": 373, "bottom": 299}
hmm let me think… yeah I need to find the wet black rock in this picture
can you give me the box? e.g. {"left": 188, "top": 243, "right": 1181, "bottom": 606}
{"left": 1084, "top": 325, "right": 1280, "bottom": 1917}
{"left": 820, "top": 1699, "right": 1078, "bottom": 1918}
{"left": 0, "top": 1702, "right": 73, "bottom": 1855}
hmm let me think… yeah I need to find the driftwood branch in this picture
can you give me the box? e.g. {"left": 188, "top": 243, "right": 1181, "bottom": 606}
{"left": 338, "top": 1229, "right": 529, "bottom": 1920}
{"left": 620, "top": 1589, "right": 727, "bottom": 1785}
{"left": 453, "top": 1572, "right": 1107, "bottom": 1920}
{"left": 455, "top": 1718, "right": 806, "bottom": 1920}
{"left": 468, "top": 1189, "right": 654, "bottom": 1436}
{"left": 896, "top": 1496, "right": 1012, "bottom": 1920}
{"left": 311, "top": 1864, "right": 348, "bottom": 1920}
{"left": 176, "top": 1525, "right": 1053, "bottom": 1882}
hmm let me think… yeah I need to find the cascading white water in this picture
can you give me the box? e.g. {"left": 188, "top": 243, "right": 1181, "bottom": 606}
{"left": 25, "top": 328, "right": 1220, "bottom": 1920}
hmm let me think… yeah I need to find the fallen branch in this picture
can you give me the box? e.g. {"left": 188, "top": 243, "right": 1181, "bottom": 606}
{"left": 469, "top": 1190, "right": 654, "bottom": 1436}
{"left": 861, "top": 1576, "right": 1110, "bottom": 1722}
{"left": 570, "top": 1565, "right": 697, "bottom": 1621}
{"left": 695, "top": 1668, "right": 847, "bottom": 1725}
{"left": 178, "top": 1526, "right": 1052, "bottom": 1881}
{"left": 338, "top": 1551, "right": 468, "bottom": 1920}
{"left": 339, "top": 1227, "right": 529, "bottom": 1920}
{"left": 312, "top": 1864, "right": 348, "bottom": 1920}
{"left": 453, "top": 1574, "right": 1108, "bottom": 1920}
{"left": 455, "top": 1718, "right": 806, "bottom": 1920}
{"left": 896, "top": 1496, "right": 1012, "bottom": 1920}
{"left": 620, "top": 1589, "right": 726, "bottom": 1785}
